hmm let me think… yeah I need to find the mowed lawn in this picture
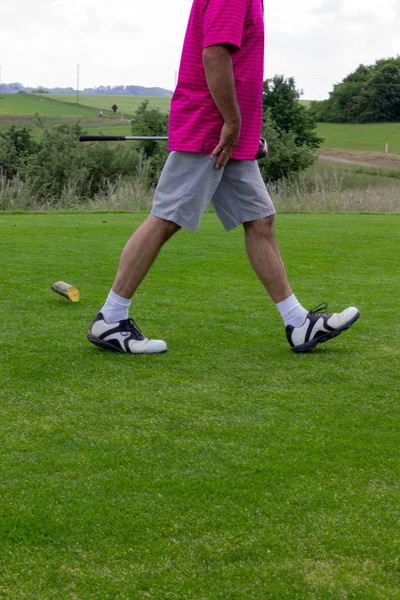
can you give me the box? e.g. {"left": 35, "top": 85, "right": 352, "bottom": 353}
{"left": 1, "top": 212, "right": 399, "bottom": 599}
{"left": 0, "top": 93, "right": 100, "bottom": 118}
{"left": 47, "top": 94, "right": 172, "bottom": 117}
{"left": 317, "top": 122, "right": 400, "bottom": 155}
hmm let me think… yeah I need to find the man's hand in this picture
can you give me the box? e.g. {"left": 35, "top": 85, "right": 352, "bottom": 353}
{"left": 211, "top": 122, "right": 240, "bottom": 169}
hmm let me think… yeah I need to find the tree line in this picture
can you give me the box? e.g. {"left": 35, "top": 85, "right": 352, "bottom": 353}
{"left": 0, "top": 83, "right": 173, "bottom": 96}
{"left": 310, "top": 56, "right": 400, "bottom": 123}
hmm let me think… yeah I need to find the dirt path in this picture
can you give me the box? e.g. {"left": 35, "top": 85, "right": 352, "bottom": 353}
{"left": 318, "top": 148, "right": 400, "bottom": 170}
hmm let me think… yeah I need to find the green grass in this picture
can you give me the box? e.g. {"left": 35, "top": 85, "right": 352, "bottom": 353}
{"left": 309, "top": 161, "right": 400, "bottom": 187}
{"left": 0, "top": 115, "right": 132, "bottom": 136}
{"left": 47, "top": 94, "right": 172, "bottom": 117}
{"left": 317, "top": 122, "right": 400, "bottom": 155}
{"left": 0, "top": 93, "right": 171, "bottom": 136}
{"left": 298, "top": 99, "right": 312, "bottom": 108}
{"left": 1, "top": 212, "right": 400, "bottom": 599}
{"left": 82, "top": 123, "right": 137, "bottom": 137}
{"left": 0, "top": 94, "right": 100, "bottom": 118}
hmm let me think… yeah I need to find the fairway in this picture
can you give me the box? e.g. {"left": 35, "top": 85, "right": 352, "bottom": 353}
{"left": 47, "top": 94, "right": 172, "bottom": 117}
{"left": 0, "top": 93, "right": 100, "bottom": 117}
{"left": 1, "top": 212, "right": 399, "bottom": 599}
{"left": 317, "top": 122, "right": 400, "bottom": 155}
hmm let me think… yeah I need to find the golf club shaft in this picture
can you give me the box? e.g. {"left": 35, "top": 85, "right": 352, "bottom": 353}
{"left": 78, "top": 135, "right": 168, "bottom": 142}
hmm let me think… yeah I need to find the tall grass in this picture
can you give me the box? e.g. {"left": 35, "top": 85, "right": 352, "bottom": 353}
{"left": 270, "top": 166, "right": 400, "bottom": 212}
{"left": 0, "top": 153, "right": 154, "bottom": 211}
{"left": 1, "top": 163, "right": 400, "bottom": 213}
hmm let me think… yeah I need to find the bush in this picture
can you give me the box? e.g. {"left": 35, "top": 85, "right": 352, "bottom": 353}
{"left": 0, "top": 126, "right": 40, "bottom": 177}
{"left": 259, "top": 109, "right": 315, "bottom": 181}
{"left": 131, "top": 100, "right": 169, "bottom": 180}
{"left": 259, "top": 76, "right": 321, "bottom": 182}
{"left": 22, "top": 123, "right": 140, "bottom": 203}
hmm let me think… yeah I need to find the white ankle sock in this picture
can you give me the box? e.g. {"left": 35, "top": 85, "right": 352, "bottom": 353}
{"left": 101, "top": 289, "right": 131, "bottom": 324}
{"left": 276, "top": 294, "right": 308, "bottom": 328}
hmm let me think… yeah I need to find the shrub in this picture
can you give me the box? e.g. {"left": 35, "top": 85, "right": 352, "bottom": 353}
{"left": 0, "top": 126, "right": 40, "bottom": 177}
{"left": 259, "top": 108, "right": 315, "bottom": 182}
{"left": 23, "top": 124, "right": 140, "bottom": 203}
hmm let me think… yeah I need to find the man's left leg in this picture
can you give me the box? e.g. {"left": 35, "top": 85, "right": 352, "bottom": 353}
{"left": 243, "top": 215, "right": 294, "bottom": 304}
{"left": 243, "top": 215, "right": 360, "bottom": 352}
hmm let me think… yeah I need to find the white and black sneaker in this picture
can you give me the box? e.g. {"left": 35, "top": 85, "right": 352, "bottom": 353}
{"left": 87, "top": 312, "right": 167, "bottom": 354}
{"left": 286, "top": 304, "right": 360, "bottom": 353}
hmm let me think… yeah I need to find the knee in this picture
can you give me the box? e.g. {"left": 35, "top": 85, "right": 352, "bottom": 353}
{"left": 243, "top": 215, "right": 275, "bottom": 237}
{"left": 148, "top": 216, "right": 181, "bottom": 240}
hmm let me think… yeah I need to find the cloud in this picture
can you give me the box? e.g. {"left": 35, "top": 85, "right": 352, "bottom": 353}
{"left": 110, "top": 22, "right": 143, "bottom": 34}
{"left": 312, "top": 0, "right": 345, "bottom": 15}
{"left": 265, "top": 5, "right": 399, "bottom": 99}
{"left": 0, "top": 0, "right": 398, "bottom": 99}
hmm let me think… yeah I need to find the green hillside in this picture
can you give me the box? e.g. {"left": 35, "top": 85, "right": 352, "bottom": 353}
{"left": 0, "top": 94, "right": 100, "bottom": 117}
{"left": 46, "top": 94, "right": 172, "bottom": 116}
{"left": 317, "top": 122, "right": 400, "bottom": 155}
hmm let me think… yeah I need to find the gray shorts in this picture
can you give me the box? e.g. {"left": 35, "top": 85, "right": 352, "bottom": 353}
{"left": 151, "top": 152, "right": 275, "bottom": 232}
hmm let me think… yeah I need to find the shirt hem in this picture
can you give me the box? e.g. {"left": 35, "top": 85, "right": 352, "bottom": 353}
{"left": 168, "top": 144, "right": 257, "bottom": 161}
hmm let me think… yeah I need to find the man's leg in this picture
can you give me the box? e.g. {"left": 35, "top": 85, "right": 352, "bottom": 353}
{"left": 243, "top": 215, "right": 308, "bottom": 324}
{"left": 87, "top": 216, "right": 180, "bottom": 354}
{"left": 112, "top": 216, "right": 181, "bottom": 300}
{"left": 243, "top": 215, "right": 360, "bottom": 351}
{"left": 243, "top": 215, "right": 292, "bottom": 304}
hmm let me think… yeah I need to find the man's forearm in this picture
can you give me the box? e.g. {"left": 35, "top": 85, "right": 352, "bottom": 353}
{"left": 202, "top": 45, "right": 241, "bottom": 128}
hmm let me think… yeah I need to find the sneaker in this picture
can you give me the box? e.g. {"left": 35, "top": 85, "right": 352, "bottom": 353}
{"left": 87, "top": 312, "right": 167, "bottom": 354}
{"left": 286, "top": 303, "right": 360, "bottom": 352}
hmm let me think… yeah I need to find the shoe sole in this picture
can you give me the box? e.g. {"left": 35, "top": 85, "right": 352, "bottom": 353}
{"left": 291, "top": 311, "right": 360, "bottom": 353}
{"left": 87, "top": 332, "right": 168, "bottom": 354}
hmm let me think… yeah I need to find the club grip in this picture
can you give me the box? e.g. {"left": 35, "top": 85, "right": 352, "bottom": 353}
{"left": 78, "top": 135, "right": 127, "bottom": 142}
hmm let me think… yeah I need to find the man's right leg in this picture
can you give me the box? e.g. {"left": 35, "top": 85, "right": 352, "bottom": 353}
{"left": 112, "top": 216, "right": 180, "bottom": 300}
{"left": 88, "top": 151, "right": 223, "bottom": 354}
{"left": 87, "top": 216, "right": 180, "bottom": 354}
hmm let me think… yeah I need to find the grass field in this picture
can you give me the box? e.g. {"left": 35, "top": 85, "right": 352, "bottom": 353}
{"left": 298, "top": 99, "right": 313, "bottom": 108}
{"left": 0, "top": 94, "right": 100, "bottom": 118}
{"left": 47, "top": 94, "right": 172, "bottom": 117}
{"left": 317, "top": 122, "right": 400, "bottom": 155}
{"left": 1, "top": 212, "right": 400, "bottom": 599}
{"left": 0, "top": 115, "right": 133, "bottom": 135}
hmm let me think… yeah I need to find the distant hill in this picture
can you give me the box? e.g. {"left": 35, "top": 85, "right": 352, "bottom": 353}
{"left": 0, "top": 83, "right": 173, "bottom": 96}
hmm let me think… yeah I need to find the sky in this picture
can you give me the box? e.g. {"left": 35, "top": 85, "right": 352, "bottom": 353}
{"left": 0, "top": 0, "right": 399, "bottom": 99}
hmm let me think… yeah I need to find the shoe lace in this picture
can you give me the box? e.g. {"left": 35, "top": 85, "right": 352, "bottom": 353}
{"left": 125, "top": 318, "right": 145, "bottom": 340}
{"left": 309, "top": 302, "right": 328, "bottom": 315}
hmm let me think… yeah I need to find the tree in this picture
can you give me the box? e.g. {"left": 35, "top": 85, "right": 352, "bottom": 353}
{"left": 0, "top": 126, "right": 40, "bottom": 177}
{"left": 263, "top": 76, "right": 322, "bottom": 148}
{"left": 310, "top": 56, "right": 400, "bottom": 123}
{"left": 260, "top": 76, "right": 322, "bottom": 181}
{"left": 358, "top": 60, "right": 400, "bottom": 122}
{"left": 259, "top": 109, "right": 315, "bottom": 182}
{"left": 131, "top": 101, "right": 169, "bottom": 178}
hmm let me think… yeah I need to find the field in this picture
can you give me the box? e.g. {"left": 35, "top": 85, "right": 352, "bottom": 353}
{"left": 1, "top": 211, "right": 400, "bottom": 599}
{"left": 0, "top": 93, "right": 100, "bottom": 118}
{"left": 317, "top": 122, "right": 400, "bottom": 155}
{"left": 298, "top": 99, "right": 312, "bottom": 108}
{"left": 47, "top": 94, "right": 172, "bottom": 117}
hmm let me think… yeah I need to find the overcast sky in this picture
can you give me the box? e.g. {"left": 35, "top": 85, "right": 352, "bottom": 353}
{"left": 0, "top": 0, "right": 398, "bottom": 99}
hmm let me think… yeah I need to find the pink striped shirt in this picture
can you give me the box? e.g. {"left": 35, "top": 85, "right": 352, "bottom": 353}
{"left": 168, "top": 0, "right": 264, "bottom": 160}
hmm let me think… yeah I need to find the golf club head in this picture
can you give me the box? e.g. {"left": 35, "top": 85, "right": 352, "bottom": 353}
{"left": 256, "top": 137, "right": 268, "bottom": 160}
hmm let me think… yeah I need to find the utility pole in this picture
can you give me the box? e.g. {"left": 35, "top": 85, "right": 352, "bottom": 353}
{"left": 76, "top": 64, "right": 80, "bottom": 104}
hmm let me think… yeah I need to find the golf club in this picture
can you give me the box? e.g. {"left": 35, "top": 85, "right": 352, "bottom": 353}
{"left": 78, "top": 135, "right": 168, "bottom": 142}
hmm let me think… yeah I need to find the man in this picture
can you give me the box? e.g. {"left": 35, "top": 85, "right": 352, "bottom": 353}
{"left": 87, "top": 0, "right": 360, "bottom": 354}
